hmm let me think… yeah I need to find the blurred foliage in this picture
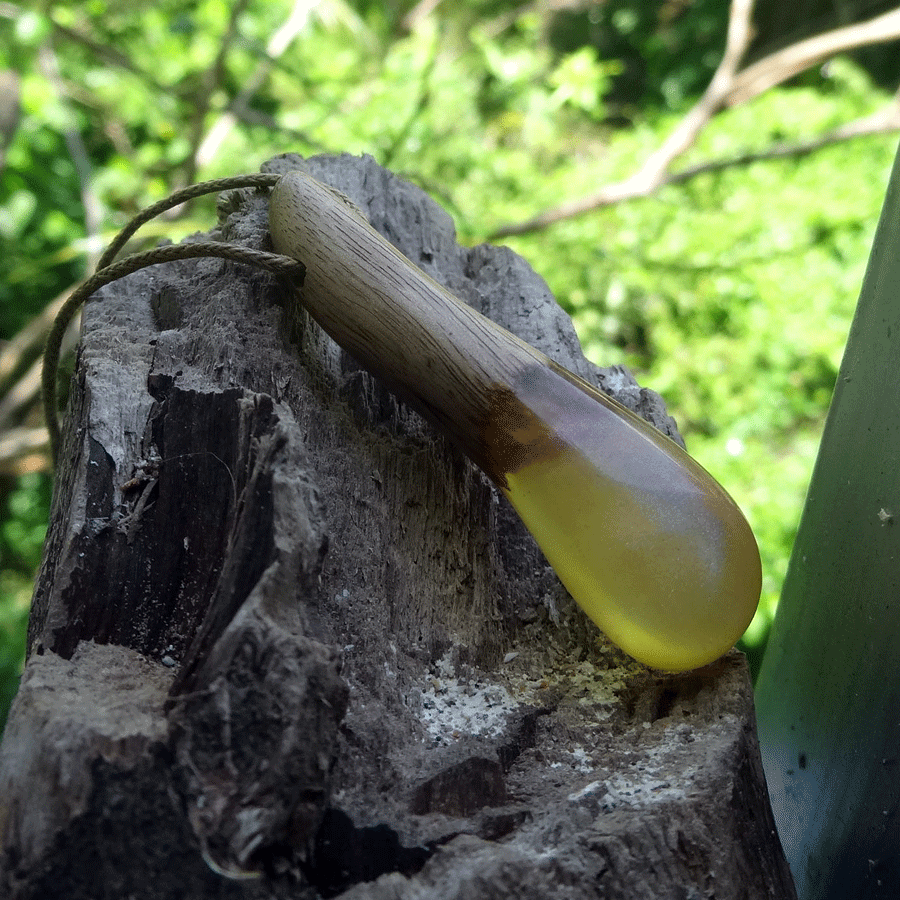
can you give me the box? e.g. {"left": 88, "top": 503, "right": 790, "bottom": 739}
{"left": 1, "top": 0, "right": 898, "bottom": 730}
{"left": 0, "top": 473, "right": 49, "bottom": 732}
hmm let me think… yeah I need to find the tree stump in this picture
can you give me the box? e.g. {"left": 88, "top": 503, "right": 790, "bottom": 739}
{"left": 0, "top": 153, "right": 796, "bottom": 900}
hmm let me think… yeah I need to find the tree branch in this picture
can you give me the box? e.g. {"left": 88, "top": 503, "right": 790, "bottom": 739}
{"left": 0, "top": 290, "right": 76, "bottom": 475}
{"left": 44, "top": 17, "right": 167, "bottom": 92}
{"left": 0, "top": 69, "right": 21, "bottom": 174}
{"left": 491, "top": 92, "right": 900, "bottom": 237}
{"left": 667, "top": 91, "right": 900, "bottom": 184}
{"left": 491, "top": 1, "right": 900, "bottom": 238}
{"left": 491, "top": 0, "right": 755, "bottom": 237}
{"left": 0, "top": 426, "right": 49, "bottom": 476}
{"left": 183, "top": 0, "right": 253, "bottom": 188}
{"left": 727, "top": 6, "right": 900, "bottom": 107}
{"left": 38, "top": 43, "right": 102, "bottom": 269}
{"left": 634, "top": 0, "right": 755, "bottom": 187}
{"left": 195, "top": 0, "right": 359, "bottom": 167}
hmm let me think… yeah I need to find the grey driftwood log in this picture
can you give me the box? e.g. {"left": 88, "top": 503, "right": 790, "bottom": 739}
{"left": 0, "top": 153, "right": 795, "bottom": 900}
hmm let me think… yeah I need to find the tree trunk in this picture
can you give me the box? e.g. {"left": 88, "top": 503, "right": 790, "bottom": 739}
{"left": 0, "top": 153, "right": 796, "bottom": 900}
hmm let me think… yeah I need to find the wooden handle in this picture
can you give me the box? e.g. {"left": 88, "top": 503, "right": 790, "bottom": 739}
{"left": 269, "top": 171, "right": 561, "bottom": 478}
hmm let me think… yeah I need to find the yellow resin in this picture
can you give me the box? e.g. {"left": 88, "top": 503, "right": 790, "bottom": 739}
{"left": 497, "top": 370, "right": 761, "bottom": 672}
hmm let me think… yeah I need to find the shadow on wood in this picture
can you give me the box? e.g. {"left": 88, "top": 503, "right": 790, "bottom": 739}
{"left": 0, "top": 154, "right": 796, "bottom": 899}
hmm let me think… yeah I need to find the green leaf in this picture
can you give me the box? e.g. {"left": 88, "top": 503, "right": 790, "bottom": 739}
{"left": 756, "top": 138, "right": 900, "bottom": 900}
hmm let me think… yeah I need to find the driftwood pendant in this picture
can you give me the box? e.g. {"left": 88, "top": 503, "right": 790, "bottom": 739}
{"left": 269, "top": 171, "right": 761, "bottom": 671}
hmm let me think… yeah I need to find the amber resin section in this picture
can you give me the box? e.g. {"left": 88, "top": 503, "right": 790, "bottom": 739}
{"left": 484, "top": 364, "right": 761, "bottom": 672}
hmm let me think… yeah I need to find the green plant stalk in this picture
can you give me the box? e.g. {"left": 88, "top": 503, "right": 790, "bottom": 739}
{"left": 755, "top": 139, "right": 900, "bottom": 900}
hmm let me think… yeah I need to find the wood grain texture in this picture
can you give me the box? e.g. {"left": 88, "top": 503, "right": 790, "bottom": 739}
{"left": 269, "top": 169, "right": 550, "bottom": 482}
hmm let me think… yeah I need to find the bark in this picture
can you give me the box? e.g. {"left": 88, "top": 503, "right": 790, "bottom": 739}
{"left": 0, "top": 153, "right": 795, "bottom": 899}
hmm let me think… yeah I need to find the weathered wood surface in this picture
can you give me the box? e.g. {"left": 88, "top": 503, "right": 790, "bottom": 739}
{"left": 0, "top": 153, "right": 795, "bottom": 899}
